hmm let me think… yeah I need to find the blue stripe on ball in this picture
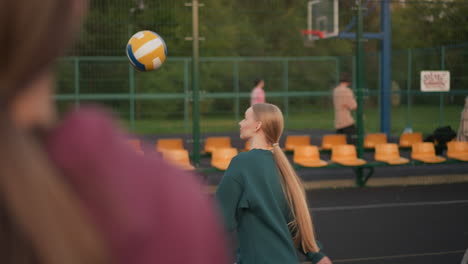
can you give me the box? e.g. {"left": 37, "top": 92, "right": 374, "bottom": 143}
{"left": 126, "top": 44, "right": 146, "bottom": 71}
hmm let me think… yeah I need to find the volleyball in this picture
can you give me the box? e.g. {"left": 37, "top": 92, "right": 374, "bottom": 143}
{"left": 126, "top": 30, "right": 167, "bottom": 72}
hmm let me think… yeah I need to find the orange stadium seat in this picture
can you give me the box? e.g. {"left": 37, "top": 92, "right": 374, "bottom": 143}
{"left": 242, "top": 140, "right": 251, "bottom": 152}
{"left": 331, "top": 144, "right": 366, "bottom": 166}
{"left": 156, "top": 138, "right": 184, "bottom": 152}
{"left": 162, "top": 149, "right": 195, "bottom": 170}
{"left": 447, "top": 141, "right": 468, "bottom": 161}
{"left": 399, "top": 132, "right": 423, "bottom": 148}
{"left": 204, "top": 137, "right": 232, "bottom": 153}
{"left": 211, "top": 148, "right": 238, "bottom": 171}
{"left": 364, "top": 133, "right": 387, "bottom": 149}
{"left": 285, "top": 135, "right": 310, "bottom": 151}
{"left": 375, "top": 143, "right": 409, "bottom": 165}
{"left": 321, "top": 134, "right": 347, "bottom": 150}
{"left": 293, "top": 145, "right": 327, "bottom": 167}
{"left": 411, "top": 142, "right": 446, "bottom": 163}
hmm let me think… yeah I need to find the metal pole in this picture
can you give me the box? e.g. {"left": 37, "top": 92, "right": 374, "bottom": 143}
{"left": 380, "top": 0, "right": 391, "bottom": 136}
{"left": 283, "top": 60, "right": 289, "bottom": 129}
{"left": 352, "top": 56, "right": 356, "bottom": 90}
{"left": 406, "top": 49, "right": 413, "bottom": 128}
{"left": 336, "top": 57, "right": 341, "bottom": 86}
{"left": 378, "top": 51, "right": 381, "bottom": 123}
{"left": 439, "top": 46, "right": 446, "bottom": 126}
{"left": 129, "top": 63, "right": 135, "bottom": 130}
{"left": 191, "top": 0, "right": 201, "bottom": 166}
{"left": 234, "top": 61, "right": 240, "bottom": 121}
{"left": 184, "top": 60, "right": 189, "bottom": 133}
{"left": 356, "top": 0, "right": 365, "bottom": 187}
{"left": 128, "top": 6, "right": 137, "bottom": 131}
{"left": 74, "top": 57, "right": 80, "bottom": 109}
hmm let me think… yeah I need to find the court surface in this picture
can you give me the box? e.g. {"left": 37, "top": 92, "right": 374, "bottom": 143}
{"left": 303, "top": 183, "right": 468, "bottom": 264}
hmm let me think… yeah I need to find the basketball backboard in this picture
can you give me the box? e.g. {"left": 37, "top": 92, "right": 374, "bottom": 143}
{"left": 305, "top": 0, "right": 339, "bottom": 41}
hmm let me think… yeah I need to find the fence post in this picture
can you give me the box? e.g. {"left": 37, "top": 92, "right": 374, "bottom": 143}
{"left": 129, "top": 63, "right": 135, "bottom": 131}
{"left": 336, "top": 56, "right": 341, "bottom": 85}
{"left": 439, "top": 46, "right": 446, "bottom": 126}
{"left": 283, "top": 60, "right": 289, "bottom": 129}
{"left": 74, "top": 57, "right": 80, "bottom": 109}
{"left": 234, "top": 60, "right": 240, "bottom": 121}
{"left": 184, "top": 59, "right": 190, "bottom": 132}
{"left": 355, "top": 0, "right": 366, "bottom": 187}
{"left": 406, "top": 49, "right": 413, "bottom": 128}
{"left": 352, "top": 56, "right": 357, "bottom": 90}
{"left": 378, "top": 51, "right": 381, "bottom": 123}
{"left": 190, "top": 0, "right": 201, "bottom": 166}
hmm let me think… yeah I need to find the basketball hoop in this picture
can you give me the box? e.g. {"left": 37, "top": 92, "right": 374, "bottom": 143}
{"left": 302, "top": 0, "right": 339, "bottom": 47}
{"left": 301, "top": 30, "right": 324, "bottom": 47}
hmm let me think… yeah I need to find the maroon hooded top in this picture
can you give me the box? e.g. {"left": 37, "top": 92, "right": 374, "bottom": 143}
{"left": 46, "top": 106, "right": 230, "bottom": 264}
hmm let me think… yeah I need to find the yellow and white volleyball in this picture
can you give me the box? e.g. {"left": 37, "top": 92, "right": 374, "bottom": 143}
{"left": 126, "top": 30, "right": 167, "bottom": 72}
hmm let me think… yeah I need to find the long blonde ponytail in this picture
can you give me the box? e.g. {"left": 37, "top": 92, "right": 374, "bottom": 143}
{"left": 272, "top": 144, "right": 319, "bottom": 253}
{"left": 251, "top": 103, "right": 319, "bottom": 253}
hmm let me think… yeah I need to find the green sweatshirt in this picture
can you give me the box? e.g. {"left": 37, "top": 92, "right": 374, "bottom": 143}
{"left": 216, "top": 149, "right": 326, "bottom": 264}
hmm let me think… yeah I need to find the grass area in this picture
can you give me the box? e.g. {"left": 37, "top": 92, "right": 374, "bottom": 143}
{"left": 126, "top": 105, "right": 462, "bottom": 136}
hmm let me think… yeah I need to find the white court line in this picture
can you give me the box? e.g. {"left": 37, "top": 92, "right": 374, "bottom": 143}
{"left": 330, "top": 250, "right": 466, "bottom": 263}
{"left": 311, "top": 200, "right": 468, "bottom": 212}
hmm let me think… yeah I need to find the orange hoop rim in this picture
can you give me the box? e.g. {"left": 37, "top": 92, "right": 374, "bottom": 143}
{"left": 301, "top": 30, "right": 324, "bottom": 39}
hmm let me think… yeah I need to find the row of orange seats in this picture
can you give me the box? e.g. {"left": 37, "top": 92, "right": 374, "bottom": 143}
{"left": 126, "top": 138, "right": 234, "bottom": 171}
{"left": 127, "top": 135, "right": 468, "bottom": 171}
{"left": 293, "top": 141, "right": 468, "bottom": 168}
{"left": 284, "top": 133, "right": 424, "bottom": 151}
{"left": 128, "top": 133, "right": 423, "bottom": 156}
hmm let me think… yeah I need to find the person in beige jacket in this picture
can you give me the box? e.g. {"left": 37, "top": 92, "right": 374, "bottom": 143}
{"left": 333, "top": 73, "right": 357, "bottom": 143}
{"left": 457, "top": 96, "right": 468, "bottom": 141}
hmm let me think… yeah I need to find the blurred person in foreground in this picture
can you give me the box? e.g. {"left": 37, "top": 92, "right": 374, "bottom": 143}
{"left": 0, "top": 0, "right": 229, "bottom": 263}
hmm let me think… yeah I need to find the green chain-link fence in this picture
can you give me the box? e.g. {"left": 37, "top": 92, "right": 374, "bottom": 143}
{"left": 56, "top": 0, "right": 468, "bottom": 136}
{"left": 57, "top": 42, "right": 468, "bottom": 135}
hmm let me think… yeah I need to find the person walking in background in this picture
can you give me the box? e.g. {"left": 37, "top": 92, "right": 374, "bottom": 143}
{"left": 216, "top": 103, "right": 332, "bottom": 264}
{"left": 0, "top": 0, "right": 229, "bottom": 263}
{"left": 457, "top": 96, "right": 468, "bottom": 141}
{"left": 250, "top": 78, "right": 266, "bottom": 105}
{"left": 333, "top": 72, "right": 357, "bottom": 143}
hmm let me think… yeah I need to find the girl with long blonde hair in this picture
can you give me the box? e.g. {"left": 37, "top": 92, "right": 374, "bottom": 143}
{"left": 217, "top": 103, "right": 332, "bottom": 264}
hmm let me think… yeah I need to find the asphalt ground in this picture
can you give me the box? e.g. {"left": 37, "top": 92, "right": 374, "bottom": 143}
{"left": 302, "top": 183, "right": 468, "bottom": 264}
